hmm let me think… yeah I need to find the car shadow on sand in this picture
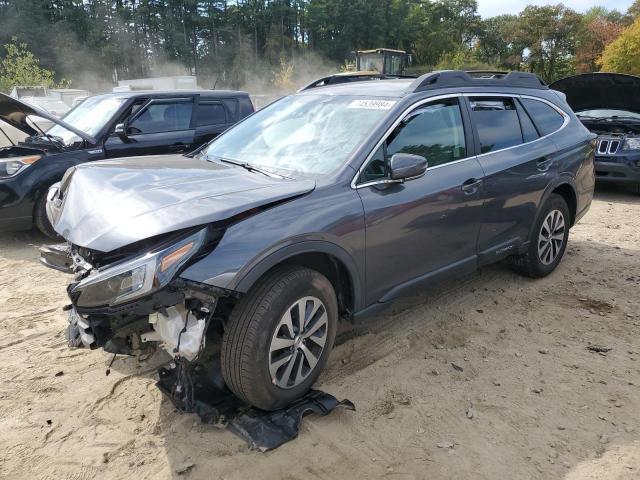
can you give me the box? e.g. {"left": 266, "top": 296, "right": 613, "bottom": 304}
{"left": 594, "top": 182, "right": 640, "bottom": 204}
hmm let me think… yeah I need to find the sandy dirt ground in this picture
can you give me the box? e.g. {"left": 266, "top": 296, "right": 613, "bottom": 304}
{"left": 0, "top": 184, "right": 639, "bottom": 480}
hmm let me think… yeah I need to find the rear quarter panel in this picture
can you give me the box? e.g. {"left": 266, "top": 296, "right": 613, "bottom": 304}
{"left": 550, "top": 114, "right": 596, "bottom": 222}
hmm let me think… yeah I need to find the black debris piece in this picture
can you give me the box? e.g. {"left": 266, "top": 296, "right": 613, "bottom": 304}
{"left": 156, "top": 359, "right": 355, "bottom": 452}
{"left": 587, "top": 345, "right": 613, "bottom": 353}
{"left": 451, "top": 362, "right": 464, "bottom": 372}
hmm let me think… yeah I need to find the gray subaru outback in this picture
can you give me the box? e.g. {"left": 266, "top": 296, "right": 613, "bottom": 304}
{"left": 41, "top": 71, "right": 595, "bottom": 411}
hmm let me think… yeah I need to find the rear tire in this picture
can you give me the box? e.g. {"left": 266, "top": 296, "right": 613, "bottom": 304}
{"left": 33, "top": 193, "right": 61, "bottom": 240}
{"left": 509, "top": 194, "right": 570, "bottom": 278}
{"left": 221, "top": 266, "right": 338, "bottom": 411}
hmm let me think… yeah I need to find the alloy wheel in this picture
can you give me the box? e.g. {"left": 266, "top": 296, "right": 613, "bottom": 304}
{"left": 537, "top": 209, "right": 566, "bottom": 265}
{"left": 268, "top": 296, "right": 328, "bottom": 389}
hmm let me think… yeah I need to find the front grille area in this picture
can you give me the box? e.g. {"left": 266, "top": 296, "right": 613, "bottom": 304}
{"left": 597, "top": 138, "right": 621, "bottom": 155}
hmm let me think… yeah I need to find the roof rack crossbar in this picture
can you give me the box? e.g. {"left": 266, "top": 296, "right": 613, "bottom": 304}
{"left": 409, "top": 70, "right": 547, "bottom": 93}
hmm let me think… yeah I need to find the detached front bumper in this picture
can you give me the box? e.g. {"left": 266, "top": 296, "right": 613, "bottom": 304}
{"left": 595, "top": 155, "right": 640, "bottom": 184}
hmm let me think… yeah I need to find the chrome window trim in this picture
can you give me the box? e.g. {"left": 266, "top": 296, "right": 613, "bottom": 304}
{"left": 351, "top": 92, "right": 571, "bottom": 189}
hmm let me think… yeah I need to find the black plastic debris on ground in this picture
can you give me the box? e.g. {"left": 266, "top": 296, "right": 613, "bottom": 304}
{"left": 156, "top": 361, "right": 355, "bottom": 451}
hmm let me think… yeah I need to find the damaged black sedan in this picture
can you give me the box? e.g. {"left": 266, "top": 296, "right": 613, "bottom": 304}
{"left": 41, "top": 71, "right": 595, "bottom": 411}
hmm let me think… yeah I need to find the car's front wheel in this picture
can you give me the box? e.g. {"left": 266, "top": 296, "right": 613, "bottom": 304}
{"left": 221, "top": 266, "right": 338, "bottom": 411}
{"left": 33, "top": 192, "right": 61, "bottom": 240}
{"left": 509, "top": 193, "right": 570, "bottom": 278}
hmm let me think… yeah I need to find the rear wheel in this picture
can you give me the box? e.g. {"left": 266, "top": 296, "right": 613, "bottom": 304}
{"left": 509, "top": 194, "right": 570, "bottom": 278}
{"left": 221, "top": 266, "right": 338, "bottom": 411}
{"left": 33, "top": 192, "right": 61, "bottom": 240}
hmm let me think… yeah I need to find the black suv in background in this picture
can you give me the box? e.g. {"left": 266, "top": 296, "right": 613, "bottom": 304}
{"left": 0, "top": 90, "right": 253, "bottom": 236}
{"left": 42, "top": 71, "right": 595, "bottom": 411}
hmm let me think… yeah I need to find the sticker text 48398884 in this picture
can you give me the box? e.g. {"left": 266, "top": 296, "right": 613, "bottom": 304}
{"left": 347, "top": 100, "right": 397, "bottom": 110}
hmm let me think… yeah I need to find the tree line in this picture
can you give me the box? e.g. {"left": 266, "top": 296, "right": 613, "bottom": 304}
{"left": 1, "top": 0, "right": 639, "bottom": 94}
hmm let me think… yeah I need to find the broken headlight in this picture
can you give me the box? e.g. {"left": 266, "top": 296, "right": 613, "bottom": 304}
{"left": 72, "top": 228, "right": 208, "bottom": 308}
{"left": 0, "top": 155, "right": 41, "bottom": 178}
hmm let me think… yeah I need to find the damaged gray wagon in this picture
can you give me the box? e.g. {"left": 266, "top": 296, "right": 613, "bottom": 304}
{"left": 40, "top": 71, "right": 595, "bottom": 410}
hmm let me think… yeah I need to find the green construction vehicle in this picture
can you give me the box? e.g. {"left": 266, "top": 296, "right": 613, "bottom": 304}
{"left": 356, "top": 48, "right": 412, "bottom": 76}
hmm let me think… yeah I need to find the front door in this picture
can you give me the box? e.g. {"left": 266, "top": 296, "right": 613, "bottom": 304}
{"left": 104, "top": 97, "right": 196, "bottom": 158}
{"left": 356, "top": 96, "right": 485, "bottom": 305}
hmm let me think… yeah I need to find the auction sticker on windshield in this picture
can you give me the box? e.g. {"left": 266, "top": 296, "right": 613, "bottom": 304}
{"left": 348, "top": 100, "right": 396, "bottom": 110}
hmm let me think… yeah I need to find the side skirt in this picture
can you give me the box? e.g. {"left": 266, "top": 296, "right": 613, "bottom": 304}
{"left": 353, "top": 255, "right": 477, "bottom": 321}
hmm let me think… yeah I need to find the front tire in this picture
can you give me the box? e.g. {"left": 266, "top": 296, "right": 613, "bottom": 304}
{"left": 221, "top": 266, "right": 338, "bottom": 411}
{"left": 509, "top": 193, "right": 570, "bottom": 278}
{"left": 33, "top": 193, "right": 61, "bottom": 240}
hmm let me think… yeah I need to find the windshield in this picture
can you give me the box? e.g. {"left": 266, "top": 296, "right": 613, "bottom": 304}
{"left": 576, "top": 109, "right": 640, "bottom": 121}
{"left": 47, "top": 95, "right": 127, "bottom": 144}
{"left": 202, "top": 94, "right": 394, "bottom": 177}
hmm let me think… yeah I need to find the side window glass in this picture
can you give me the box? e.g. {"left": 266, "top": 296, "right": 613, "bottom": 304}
{"left": 130, "top": 100, "right": 145, "bottom": 116}
{"left": 520, "top": 98, "right": 565, "bottom": 136}
{"left": 360, "top": 98, "right": 467, "bottom": 183}
{"left": 129, "top": 101, "right": 193, "bottom": 134}
{"left": 516, "top": 100, "right": 540, "bottom": 143}
{"left": 197, "top": 102, "right": 227, "bottom": 126}
{"left": 223, "top": 99, "right": 239, "bottom": 120}
{"left": 470, "top": 97, "right": 523, "bottom": 154}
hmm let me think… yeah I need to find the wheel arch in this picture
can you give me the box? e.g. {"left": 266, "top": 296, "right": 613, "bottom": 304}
{"left": 538, "top": 177, "right": 578, "bottom": 227}
{"left": 550, "top": 182, "right": 577, "bottom": 226}
{"left": 233, "top": 241, "right": 364, "bottom": 317}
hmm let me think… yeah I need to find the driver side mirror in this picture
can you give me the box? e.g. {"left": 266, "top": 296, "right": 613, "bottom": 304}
{"left": 389, "top": 153, "right": 428, "bottom": 181}
{"left": 114, "top": 122, "right": 128, "bottom": 138}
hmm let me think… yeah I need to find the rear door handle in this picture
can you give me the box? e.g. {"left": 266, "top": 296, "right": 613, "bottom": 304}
{"left": 461, "top": 178, "right": 482, "bottom": 195}
{"left": 536, "top": 157, "right": 553, "bottom": 172}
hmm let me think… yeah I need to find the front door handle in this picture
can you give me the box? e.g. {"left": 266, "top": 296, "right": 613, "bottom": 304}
{"left": 461, "top": 178, "right": 482, "bottom": 195}
{"left": 536, "top": 157, "right": 553, "bottom": 172}
{"left": 168, "top": 143, "right": 187, "bottom": 152}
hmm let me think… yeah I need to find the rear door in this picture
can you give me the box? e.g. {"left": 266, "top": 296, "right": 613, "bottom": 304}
{"left": 356, "top": 96, "right": 486, "bottom": 305}
{"left": 192, "top": 97, "right": 235, "bottom": 147}
{"left": 468, "top": 95, "right": 566, "bottom": 262}
{"left": 104, "top": 96, "right": 196, "bottom": 157}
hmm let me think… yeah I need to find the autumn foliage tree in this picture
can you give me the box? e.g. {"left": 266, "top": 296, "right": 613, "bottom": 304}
{"left": 576, "top": 12, "right": 623, "bottom": 73}
{"left": 600, "top": 18, "right": 640, "bottom": 75}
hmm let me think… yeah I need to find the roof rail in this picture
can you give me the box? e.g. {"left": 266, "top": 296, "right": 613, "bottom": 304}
{"left": 409, "top": 70, "right": 547, "bottom": 93}
{"left": 298, "top": 72, "right": 418, "bottom": 92}
{"left": 465, "top": 70, "right": 509, "bottom": 78}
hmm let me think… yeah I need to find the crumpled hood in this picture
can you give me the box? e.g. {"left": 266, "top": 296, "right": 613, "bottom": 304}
{"left": 0, "top": 92, "right": 94, "bottom": 142}
{"left": 550, "top": 73, "right": 640, "bottom": 114}
{"left": 52, "top": 154, "right": 315, "bottom": 252}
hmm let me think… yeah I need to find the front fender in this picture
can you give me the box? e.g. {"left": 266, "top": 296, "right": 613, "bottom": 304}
{"left": 232, "top": 239, "right": 364, "bottom": 309}
{"left": 178, "top": 182, "right": 367, "bottom": 310}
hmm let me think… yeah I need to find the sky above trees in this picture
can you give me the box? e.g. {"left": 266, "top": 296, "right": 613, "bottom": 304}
{"left": 478, "top": 0, "right": 635, "bottom": 17}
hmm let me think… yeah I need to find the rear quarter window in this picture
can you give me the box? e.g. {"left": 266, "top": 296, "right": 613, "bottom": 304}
{"left": 520, "top": 98, "right": 565, "bottom": 136}
{"left": 197, "top": 103, "right": 227, "bottom": 126}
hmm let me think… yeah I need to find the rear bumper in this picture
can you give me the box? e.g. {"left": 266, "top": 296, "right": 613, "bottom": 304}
{"left": 595, "top": 157, "right": 640, "bottom": 184}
